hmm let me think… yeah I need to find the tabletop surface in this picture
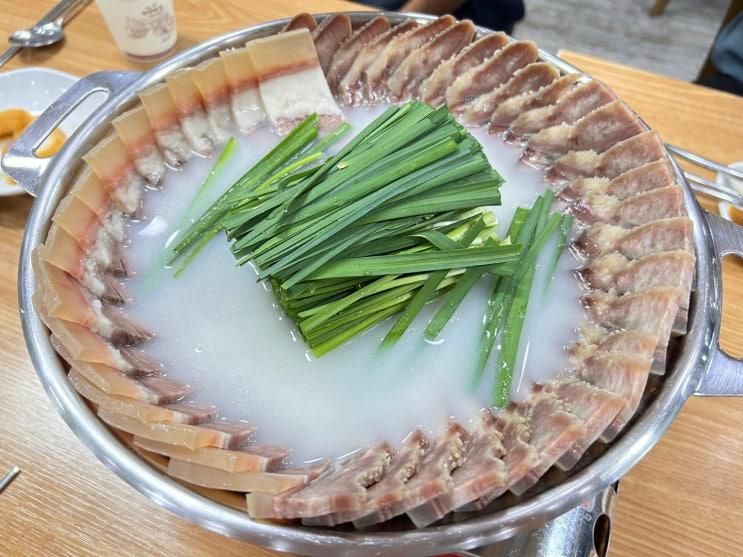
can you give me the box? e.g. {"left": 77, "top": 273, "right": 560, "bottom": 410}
{"left": 1, "top": 1, "right": 742, "bottom": 556}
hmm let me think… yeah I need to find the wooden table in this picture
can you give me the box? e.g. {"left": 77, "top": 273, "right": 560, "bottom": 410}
{"left": 1, "top": 2, "right": 742, "bottom": 555}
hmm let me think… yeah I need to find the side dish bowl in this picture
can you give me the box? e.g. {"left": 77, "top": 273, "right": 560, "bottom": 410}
{"left": 4, "top": 12, "right": 743, "bottom": 557}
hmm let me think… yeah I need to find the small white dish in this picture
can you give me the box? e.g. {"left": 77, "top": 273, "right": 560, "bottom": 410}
{"left": 716, "top": 161, "right": 743, "bottom": 225}
{"left": 0, "top": 67, "right": 97, "bottom": 196}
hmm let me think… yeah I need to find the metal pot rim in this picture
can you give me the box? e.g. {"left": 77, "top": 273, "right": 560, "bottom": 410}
{"left": 10, "top": 12, "right": 739, "bottom": 556}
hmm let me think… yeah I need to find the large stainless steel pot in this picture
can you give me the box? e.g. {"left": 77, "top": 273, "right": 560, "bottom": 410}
{"left": 4, "top": 12, "right": 743, "bottom": 557}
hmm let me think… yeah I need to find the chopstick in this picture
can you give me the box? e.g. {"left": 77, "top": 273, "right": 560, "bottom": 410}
{"left": 0, "top": 466, "right": 20, "bottom": 494}
{"left": 665, "top": 144, "right": 743, "bottom": 206}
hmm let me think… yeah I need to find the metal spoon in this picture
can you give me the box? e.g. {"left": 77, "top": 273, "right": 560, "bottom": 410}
{"left": 0, "top": 0, "right": 90, "bottom": 69}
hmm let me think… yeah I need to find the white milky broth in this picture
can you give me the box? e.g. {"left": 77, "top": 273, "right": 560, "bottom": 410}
{"left": 122, "top": 105, "right": 586, "bottom": 464}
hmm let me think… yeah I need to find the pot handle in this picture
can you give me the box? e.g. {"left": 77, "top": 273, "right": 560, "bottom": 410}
{"left": 1, "top": 71, "right": 140, "bottom": 197}
{"left": 694, "top": 211, "right": 743, "bottom": 396}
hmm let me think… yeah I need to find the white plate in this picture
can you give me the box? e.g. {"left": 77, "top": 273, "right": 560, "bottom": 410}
{"left": 0, "top": 67, "right": 98, "bottom": 196}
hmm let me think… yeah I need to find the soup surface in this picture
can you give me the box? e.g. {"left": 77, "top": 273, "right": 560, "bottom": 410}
{"left": 123, "top": 105, "right": 586, "bottom": 463}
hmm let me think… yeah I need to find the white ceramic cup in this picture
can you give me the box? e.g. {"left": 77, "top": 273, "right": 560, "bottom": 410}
{"left": 95, "top": 0, "right": 178, "bottom": 62}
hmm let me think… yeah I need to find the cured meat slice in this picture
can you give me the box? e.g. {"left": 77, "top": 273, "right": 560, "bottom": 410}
{"left": 375, "top": 423, "right": 468, "bottom": 522}
{"left": 460, "top": 62, "right": 560, "bottom": 126}
{"left": 337, "top": 20, "right": 419, "bottom": 106}
{"left": 572, "top": 328, "right": 666, "bottom": 374}
{"left": 445, "top": 41, "right": 539, "bottom": 113}
{"left": 246, "top": 29, "right": 343, "bottom": 134}
{"left": 407, "top": 412, "right": 506, "bottom": 527}
{"left": 191, "top": 58, "right": 233, "bottom": 141}
{"left": 312, "top": 14, "right": 352, "bottom": 74}
{"left": 34, "top": 254, "right": 149, "bottom": 345}
{"left": 83, "top": 135, "right": 145, "bottom": 216}
{"left": 575, "top": 217, "right": 694, "bottom": 260}
{"left": 133, "top": 436, "right": 287, "bottom": 473}
{"left": 326, "top": 16, "right": 390, "bottom": 92}
{"left": 275, "top": 444, "right": 393, "bottom": 519}
{"left": 579, "top": 352, "right": 653, "bottom": 440}
{"left": 420, "top": 33, "right": 509, "bottom": 107}
{"left": 489, "top": 73, "right": 580, "bottom": 133}
{"left": 139, "top": 83, "right": 193, "bottom": 166}
{"left": 364, "top": 15, "right": 456, "bottom": 102}
{"left": 41, "top": 226, "right": 125, "bottom": 302}
{"left": 523, "top": 101, "right": 645, "bottom": 165}
{"left": 509, "top": 391, "right": 586, "bottom": 495}
{"left": 71, "top": 360, "right": 187, "bottom": 400}
{"left": 387, "top": 20, "right": 476, "bottom": 102}
{"left": 459, "top": 410, "right": 539, "bottom": 511}
{"left": 579, "top": 250, "right": 695, "bottom": 310}
{"left": 169, "top": 459, "right": 327, "bottom": 494}
{"left": 220, "top": 47, "right": 266, "bottom": 133}
{"left": 166, "top": 68, "right": 218, "bottom": 153}
{"left": 70, "top": 369, "right": 201, "bottom": 424}
{"left": 111, "top": 106, "right": 166, "bottom": 184}
{"left": 547, "top": 131, "right": 665, "bottom": 182}
{"left": 68, "top": 170, "right": 112, "bottom": 218}
{"left": 582, "top": 287, "right": 682, "bottom": 350}
{"left": 571, "top": 186, "right": 685, "bottom": 226}
{"left": 546, "top": 379, "right": 624, "bottom": 470}
{"left": 559, "top": 159, "right": 675, "bottom": 202}
{"left": 507, "top": 80, "right": 616, "bottom": 140}
{"left": 282, "top": 12, "right": 317, "bottom": 32}
{"left": 98, "top": 408, "right": 258, "bottom": 450}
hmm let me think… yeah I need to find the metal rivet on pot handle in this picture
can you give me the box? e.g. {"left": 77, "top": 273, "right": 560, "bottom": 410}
{"left": 695, "top": 212, "right": 743, "bottom": 396}
{"left": 1, "top": 71, "right": 140, "bottom": 197}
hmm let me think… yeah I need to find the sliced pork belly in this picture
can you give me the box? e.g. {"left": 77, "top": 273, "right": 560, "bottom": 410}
{"left": 133, "top": 436, "right": 287, "bottom": 473}
{"left": 282, "top": 12, "right": 317, "bottom": 32}
{"left": 545, "top": 379, "right": 624, "bottom": 470}
{"left": 559, "top": 159, "right": 675, "bottom": 202}
{"left": 274, "top": 444, "right": 393, "bottom": 519}
{"left": 71, "top": 361, "right": 187, "bottom": 401}
{"left": 420, "top": 32, "right": 509, "bottom": 107}
{"left": 575, "top": 217, "right": 694, "bottom": 260}
{"left": 445, "top": 41, "right": 539, "bottom": 113}
{"left": 83, "top": 135, "right": 145, "bottom": 216}
{"left": 34, "top": 255, "right": 149, "bottom": 345}
{"left": 68, "top": 170, "right": 112, "bottom": 219}
{"left": 373, "top": 423, "right": 468, "bottom": 523}
{"left": 70, "top": 369, "right": 202, "bottom": 424}
{"left": 407, "top": 412, "right": 506, "bottom": 527}
{"left": 509, "top": 391, "right": 586, "bottom": 495}
{"left": 326, "top": 16, "right": 390, "bottom": 92}
{"left": 459, "top": 62, "right": 560, "bottom": 126}
{"left": 489, "top": 73, "right": 580, "bottom": 133}
{"left": 139, "top": 83, "right": 193, "bottom": 166}
{"left": 311, "top": 14, "right": 352, "bottom": 74}
{"left": 583, "top": 286, "right": 682, "bottom": 351}
{"left": 364, "top": 15, "right": 456, "bottom": 102}
{"left": 41, "top": 226, "right": 125, "bottom": 302}
{"left": 523, "top": 101, "right": 644, "bottom": 165}
{"left": 507, "top": 80, "right": 616, "bottom": 141}
{"left": 571, "top": 185, "right": 685, "bottom": 227}
{"left": 572, "top": 328, "right": 666, "bottom": 374}
{"left": 220, "top": 47, "right": 266, "bottom": 133}
{"left": 169, "top": 459, "right": 328, "bottom": 494}
{"left": 246, "top": 29, "right": 343, "bottom": 134}
{"left": 337, "top": 20, "right": 419, "bottom": 106}
{"left": 98, "top": 408, "right": 261, "bottom": 450}
{"left": 342, "top": 431, "right": 428, "bottom": 527}
{"left": 166, "top": 69, "right": 218, "bottom": 153}
{"left": 111, "top": 106, "right": 166, "bottom": 184}
{"left": 192, "top": 58, "right": 233, "bottom": 140}
{"left": 579, "top": 352, "right": 653, "bottom": 440}
{"left": 387, "top": 20, "right": 476, "bottom": 102}
{"left": 579, "top": 250, "right": 695, "bottom": 310}
{"left": 459, "top": 410, "right": 539, "bottom": 511}
{"left": 547, "top": 131, "right": 665, "bottom": 182}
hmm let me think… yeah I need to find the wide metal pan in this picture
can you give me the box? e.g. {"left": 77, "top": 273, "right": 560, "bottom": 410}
{"left": 4, "top": 12, "right": 743, "bottom": 557}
